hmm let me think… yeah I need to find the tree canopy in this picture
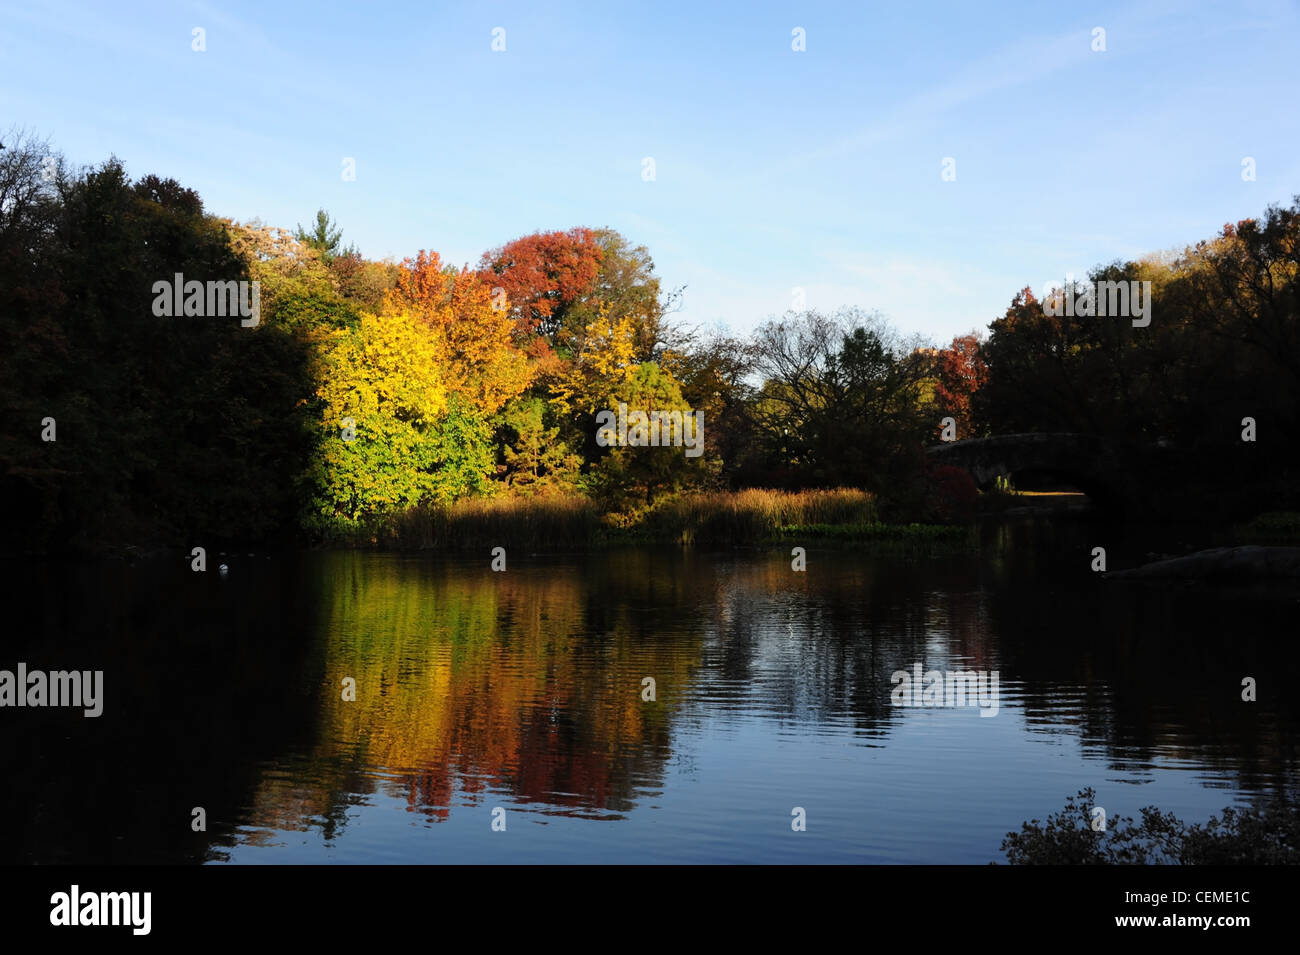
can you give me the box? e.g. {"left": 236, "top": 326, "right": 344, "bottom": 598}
{"left": 4, "top": 127, "right": 1296, "bottom": 551}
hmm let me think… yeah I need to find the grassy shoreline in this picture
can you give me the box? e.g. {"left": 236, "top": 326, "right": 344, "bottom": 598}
{"left": 33, "top": 493, "right": 1296, "bottom": 560}
{"left": 315, "top": 488, "right": 973, "bottom": 552}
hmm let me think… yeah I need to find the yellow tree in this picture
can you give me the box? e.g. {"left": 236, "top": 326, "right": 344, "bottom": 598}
{"left": 554, "top": 307, "right": 714, "bottom": 505}
{"left": 552, "top": 306, "right": 640, "bottom": 416}
{"left": 309, "top": 308, "right": 451, "bottom": 523}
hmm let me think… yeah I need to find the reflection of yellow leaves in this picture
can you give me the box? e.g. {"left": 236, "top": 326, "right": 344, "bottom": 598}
{"left": 235, "top": 555, "right": 704, "bottom": 830}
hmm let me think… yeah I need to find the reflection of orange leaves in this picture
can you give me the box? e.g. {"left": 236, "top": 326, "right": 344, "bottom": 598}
{"left": 234, "top": 551, "right": 1003, "bottom": 836}
{"left": 301, "top": 560, "right": 691, "bottom": 818}
{"left": 232, "top": 555, "right": 715, "bottom": 837}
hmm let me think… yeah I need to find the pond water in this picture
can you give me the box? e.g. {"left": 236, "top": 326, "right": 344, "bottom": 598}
{"left": 3, "top": 517, "right": 1296, "bottom": 864}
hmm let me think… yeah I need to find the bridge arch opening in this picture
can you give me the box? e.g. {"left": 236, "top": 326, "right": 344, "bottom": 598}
{"left": 1003, "top": 467, "right": 1127, "bottom": 511}
{"left": 1004, "top": 467, "right": 1095, "bottom": 506}
{"left": 1008, "top": 467, "right": 1086, "bottom": 494}
{"left": 926, "top": 434, "right": 1132, "bottom": 514}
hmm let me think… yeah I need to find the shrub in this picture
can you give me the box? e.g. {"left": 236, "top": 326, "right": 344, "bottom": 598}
{"left": 1237, "top": 510, "right": 1300, "bottom": 543}
{"left": 924, "top": 464, "right": 978, "bottom": 522}
{"left": 1000, "top": 788, "right": 1300, "bottom": 864}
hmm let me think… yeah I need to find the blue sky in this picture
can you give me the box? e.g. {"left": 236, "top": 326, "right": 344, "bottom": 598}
{"left": 3, "top": 0, "right": 1298, "bottom": 343}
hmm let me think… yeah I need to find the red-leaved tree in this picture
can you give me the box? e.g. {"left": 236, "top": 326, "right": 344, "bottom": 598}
{"left": 935, "top": 332, "right": 988, "bottom": 438}
{"left": 476, "top": 228, "right": 603, "bottom": 341}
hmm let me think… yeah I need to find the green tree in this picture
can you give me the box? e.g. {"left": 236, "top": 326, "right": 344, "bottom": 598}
{"left": 749, "top": 309, "right": 933, "bottom": 490}
{"left": 495, "top": 396, "right": 583, "bottom": 494}
{"left": 294, "top": 208, "right": 355, "bottom": 265}
{"left": 0, "top": 137, "right": 318, "bottom": 551}
{"left": 590, "top": 362, "right": 716, "bottom": 507}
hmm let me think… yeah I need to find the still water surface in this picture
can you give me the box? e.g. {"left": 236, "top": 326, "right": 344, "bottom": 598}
{"left": 4, "top": 518, "right": 1296, "bottom": 863}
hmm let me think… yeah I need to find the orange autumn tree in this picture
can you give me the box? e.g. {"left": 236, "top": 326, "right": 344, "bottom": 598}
{"left": 473, "top": 231, "right": 607, "bottom": 491}
{"left": 476, "top": 228, "right": 604, "bottom": 342}
{"left": 304, "top": 250, "right": 536, "bottom": 526}
{"left": 385, "top": 250, "right": 533, "bottom": 416}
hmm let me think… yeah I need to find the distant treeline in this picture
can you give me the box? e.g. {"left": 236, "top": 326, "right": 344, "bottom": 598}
{"left": 1, "top": 129, "right": 1296, "bottom": 553}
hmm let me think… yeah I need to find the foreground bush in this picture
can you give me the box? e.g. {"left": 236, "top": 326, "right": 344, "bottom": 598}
{"left": 1000, "top": 788, "right": 1300, "bottom": 864}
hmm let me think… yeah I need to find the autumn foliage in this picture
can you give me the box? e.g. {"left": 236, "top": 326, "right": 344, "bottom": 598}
{"left": 386, "top": 250, "right": 532, "bottom": 415}
{"left": 934, "top": 332, "right": 988, "bottom": 438}
{"left": 476, "top": 228, "right": 603, "bottom": 340}
{"left": 10, "top": 127, "right": 1299, "bottom": 552}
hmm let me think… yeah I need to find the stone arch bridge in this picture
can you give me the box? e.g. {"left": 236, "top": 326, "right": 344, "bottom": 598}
{"left": 926, "top": 433, "right": 1141, "bottom": 511}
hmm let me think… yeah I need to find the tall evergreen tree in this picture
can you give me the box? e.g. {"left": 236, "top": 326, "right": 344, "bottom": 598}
{"left": 294, "top": 208, "right": 353, "bottom": 264}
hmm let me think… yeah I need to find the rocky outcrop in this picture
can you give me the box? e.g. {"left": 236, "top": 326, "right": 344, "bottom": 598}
{"left": 1104, "top": 546, "right": 1300, "bottom": 582}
